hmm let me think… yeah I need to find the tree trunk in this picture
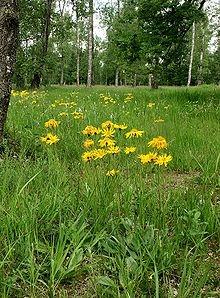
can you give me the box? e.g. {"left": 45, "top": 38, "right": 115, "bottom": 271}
{"left": 197, "top": 28, "right": 205, "bottom": 85}
{"left": 187, "top": 22, "right": 196, "bottom": 87}
{"left": 87, "top": 0, "right": 93, "bottom": 87}
{"left": 60, "top": 53, "right": 64, "bottom": 85}
{"left": 134, "top": 73, "right": 137, "bottom": 87}
{"left": 31, "top": 0, "right": 53, "bottom": 88}
{"left": 117, "top": 0, "right": 120, "bottom": 15}
{"left": 76, "top": 0, "right": 80, "bottom": 86}
{"left": 0, "top": 0, "right": 19, "bottom": 144}
{"left": 115, "top": 68, "right": 119, "bottom": 87}
{"left": 149, "top": 73, "right": 158, "bottom": 89}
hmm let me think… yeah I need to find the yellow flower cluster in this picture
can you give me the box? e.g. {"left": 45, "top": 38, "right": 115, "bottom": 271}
{"left": 147, "top": 102, "right": 155, "bottom": 108}
{"left": 11, "top": 90, "right": 30, "bottom": 97}
{"left": 125, "top": 129, "right": 144, "bottom": 138}
{"left": 100, "top": 94, "right": 116, "bottom": 104}
{"left": 124, "top": 93, "right": 134, "bottom": 103}
{"left": 124, "top": 147, "right": 136, "bottom": 154}
{"left": 45, "top": 119, "right": 60, "bottom": 129}
{"left": 81, "top": 120, "right": 173, "bottom": 168}
{"left": 138, "top": 136, "right": 172, "bottom": 167}
{"left": 41, "top": 133, "right": 60, "bottom": 145}
{"left": 154, "top": 118, "right": 164, "bottom": 123}
{"left": 81, "top": 120, "right": 126, "bottom": 162}
{"left": 106, "top": 169, "right": 119, "bottom": 176}
{"left": 148, "top": 136, "right": 168, "bottom": 149}
{"left": 71, "top": 111, "right": 84, "bottom": 120}
{"left": 82, "top": 125, "right": 101, "bottom": 136}
{"left": 82, "top": 149, "right": 107, "bottom": 162}
{"left": 41, "top": 119, "right": 60, "bottom": 145}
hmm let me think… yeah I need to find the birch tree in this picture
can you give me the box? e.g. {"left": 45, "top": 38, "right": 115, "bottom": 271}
{"left": 187, "top": 22, "right": 196, "bottom": 86}
{"left": 87, "top": 0, "right": 93, "bottom": 87}
{"left": 0, "top": 0, "right": 19, "bottom": 144}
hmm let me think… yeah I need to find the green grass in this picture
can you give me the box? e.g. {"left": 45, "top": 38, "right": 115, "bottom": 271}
{"left": 0, "top": 85, "right": 219, "bottom": 297}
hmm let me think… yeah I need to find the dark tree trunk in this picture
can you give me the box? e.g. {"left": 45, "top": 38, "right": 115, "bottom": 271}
{"left": 0, "top": 0, "right": 19, "bottom": 144}
{"left": 31, "top": 0, "right": 53, "bottom": 88}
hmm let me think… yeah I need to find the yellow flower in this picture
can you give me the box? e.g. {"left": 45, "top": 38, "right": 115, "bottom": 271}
{"left": 40, "top": 133, "right": 60, "bottom": 145}
{"left": 82, "top": 125, "right": 101, "bottom": 136}
{"left": 71, "top": 111, "right": 84, "bottom": 120}
{"left": 82, "top": 151, "right": 94, "bottom": 162}
{"left": 59, "top": 112, "right": 68, "bottom": 117}
{"left": 98, "top": 138, "right": 116, "bottom": 147}
{"left": 147, "top": 102, "right": 155, "bottom": 108}
{"left": 44, "top": 119, "right": 60, "bottom": 129}
{"left": 92, "top": 149, "right": 107, "bottom": 159}
{"left": 154, "top": 154, "right": 172, "bottom": 166}
{"left": 11, "top": 90, "right": 19, "bottom": 96}
{"left": 101, "top": 127, "right": 115, "bottom": 138}
{"left": 101, "top": 120, "right": 114, "bottom": 130}
{"left": 124, "top": 93, "right": 134, "bottom": 103}
{"left": 83, "top": 139, "right": 94, "bottom": 148}
{"left": 106, "top": 169, "right": 119, "bottom": 176}
{"left": 124, "top": 146, "right": 136, "bottom": 154}
{"left": 107, "top": 146, "right": 120, "bottom": 154}
{"left": 114, "top": 124, "right": 128, "bottom": 130}
{"left": 125, "top": 129, "right": 144, "bottom": 138}
{"left": 148, "top": 136, "right": 168, "bottom": 149}
{"left": 138, "top": 152, "right": 157, "bottom": 164}
{"left": 20, "top": 90, "right": 29, "bottom": 97}
{"left": 154, "top": 118, "right": 164, "bottom": 123}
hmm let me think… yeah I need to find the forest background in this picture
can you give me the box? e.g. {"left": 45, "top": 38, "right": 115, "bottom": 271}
{"left": 14, "top": 0, "right": 220, "bottom": 89}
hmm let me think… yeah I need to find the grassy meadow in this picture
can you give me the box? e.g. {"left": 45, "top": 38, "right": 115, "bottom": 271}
{"left": 0, "top": 85, "right": 219, "bottom": 297}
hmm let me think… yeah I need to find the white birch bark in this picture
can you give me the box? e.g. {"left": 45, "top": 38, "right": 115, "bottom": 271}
{"left": 187, "top": 22, "right": 196, "bottom": 87}
{"left": 87, "top": 0, "right": 93, "bottom": 87}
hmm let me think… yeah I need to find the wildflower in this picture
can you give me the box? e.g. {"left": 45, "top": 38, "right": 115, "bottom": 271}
{"left": 124, "top": 93, "right": 134, "bottom": 103}
{"left": 11, "top": 90, "right": 19, "bottom": 96}
{"left": 147, "top": 102, "right": 155, "bottom": 108}
{"left": 82, "top": 125, "right": 100, "bottom": 136}
{"left": 83, "top": 139, "right": 94, "bottom": 148}
{"left": 82, "top": 151, "right": 94, "bottom": 162}
{"left": 45, "top": 119, "right": 60, "bottom": 129}
{"left": 101, "top": 127, "right": 115, "bottom": 138}
{"left": 154, "top": 118, "right": 164, "bottom": 123}
{"left": 138, "top": 152, "right": 157, "bottom": 164}
{"left": 20, "top": 90, "right": 29, "bottom": 97}
{"left": 92, "top": 149, "right": 107, "bottom": 159}
{"left": 59, "top": 112, "right": 68, "bottom": 117}
{"left": 101, "top": 120, "right": 114, "bottom": 130}
{"left": 148, "top": 136, "right": 168, "bottom": 149}
{"left": 107, "top": 146, "right": 120, "bottom": 154}
{"left": 71, "top": 111, "right": 84, "bottom": 120}
{"left": 154, "top": 154, "right": 172, "bottom": 166}
{"left": 114, "top": 124, "right": 128, "bottom": 130}
{"left": 124, "top": 146, "right": 136, "bottom": 154}
{"left": 125, "top": 129, "right": 144, "bottom": 138}
{"left": 98, "top": 138, "right": 116, "bottom": 147}
{"left": 41, "top": 133, "right": 60, "bottom": 145}
{"left": 106, "top": 169, "right": 119, "bottom": 176}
